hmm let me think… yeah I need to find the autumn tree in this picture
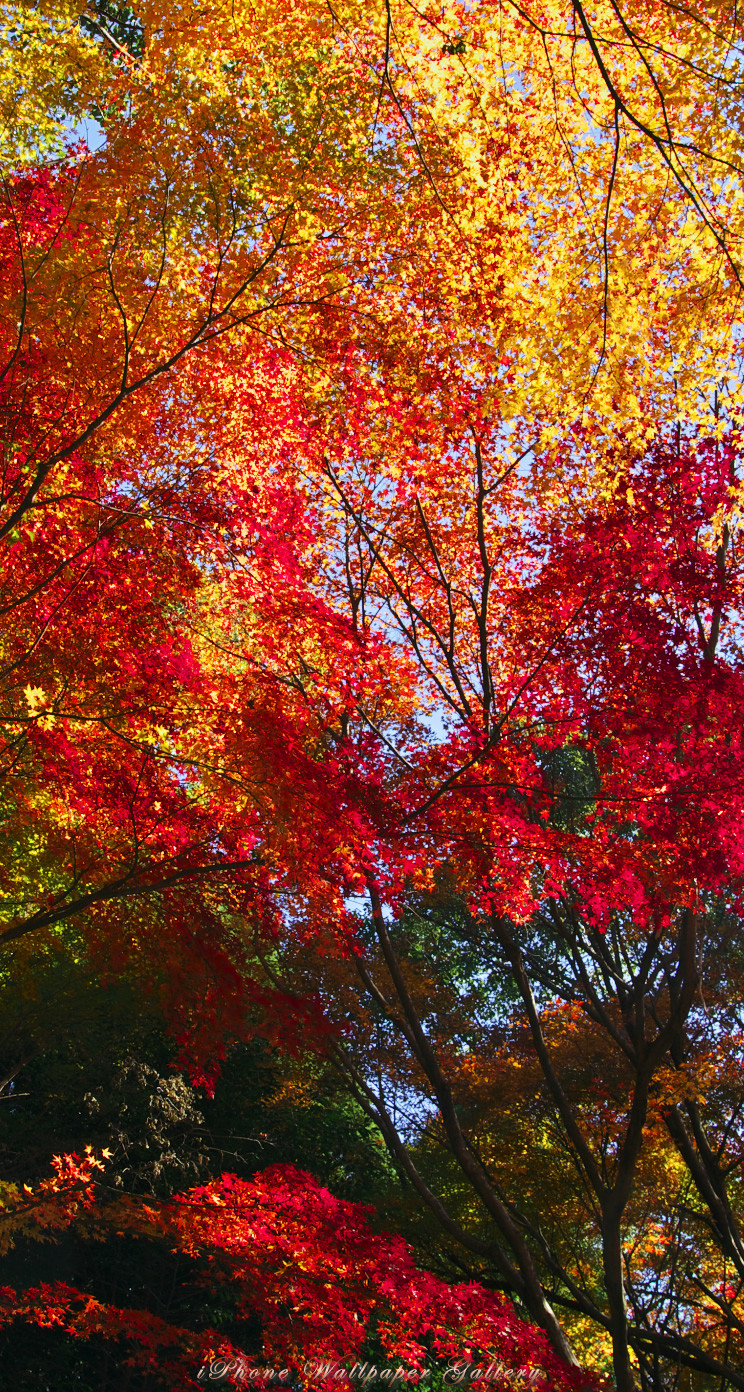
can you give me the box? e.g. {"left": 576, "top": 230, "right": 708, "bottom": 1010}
{"left": 2, "top": 2, "right": 744, "bottom": 1390}
{"left": 250, "top": 420, "right": 744, "bottom": 1391}
{"left": 0, "top": 0, "right": 420, "bottom": 1073}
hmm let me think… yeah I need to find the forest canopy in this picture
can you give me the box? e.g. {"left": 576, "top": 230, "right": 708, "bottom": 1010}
{"left": 1, "top": 2, "right": 744, "bottom": 1390}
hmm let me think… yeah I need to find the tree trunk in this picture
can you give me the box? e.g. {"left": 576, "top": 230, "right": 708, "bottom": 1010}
{"left": 602, "top": 1204, "right": 637, "bottom": 1392}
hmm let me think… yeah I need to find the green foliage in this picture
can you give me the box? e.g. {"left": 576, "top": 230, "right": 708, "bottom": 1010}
{"left": 0, "top": 930, "right": 392, "bottom": 1197}
{"left": 540, "top": 743, "right": 597, "bottom": 834}
{"left": 79, "top": 1, "right": 145, "bottom": 59}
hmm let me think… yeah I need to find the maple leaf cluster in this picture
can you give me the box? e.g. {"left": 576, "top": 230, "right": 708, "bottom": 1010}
{"left": 0, "top": 1151, "right": 601, "bottom": 1389}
